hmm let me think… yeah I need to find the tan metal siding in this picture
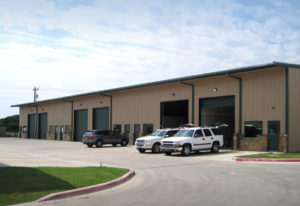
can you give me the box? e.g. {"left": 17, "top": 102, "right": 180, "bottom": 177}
{"left": 73, "top": 94, "right": 110, "bottom": 130}
{"left": 112, "top": 83, "right": 191, "bottom": 131}
{"left": 194, "top": 75, "right": 239, "bottom": 132}
{"left": 241, "top": 68, "right": 285, "bottom": 136}
{"left": 38, "top": 101, "right": 72, "bottom": 126}
{"left": 289, "top": 68, "right": 300, "bottom": 152}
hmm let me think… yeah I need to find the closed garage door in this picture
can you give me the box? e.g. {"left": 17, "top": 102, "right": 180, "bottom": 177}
{"left": 93, "top": 107, "right": 109, "bottom": 130}
{"left": 28, "top": 114, "right": 36, "bottom": 139}
{"left": 74, "top": 109, "right": 88, "bottom": 141}
{"left": 199, "top": 96, "right": 235, "bottom": 148}
{"left": 38, "top": 113, "right": 48, "bottom": 139}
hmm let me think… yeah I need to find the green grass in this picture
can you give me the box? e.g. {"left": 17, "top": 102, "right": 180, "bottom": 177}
{"left": 239, "top": 153, "right": 300, "bottom": 159}
{"left": 0, "top": 167, "right": 129, "bottom": 206}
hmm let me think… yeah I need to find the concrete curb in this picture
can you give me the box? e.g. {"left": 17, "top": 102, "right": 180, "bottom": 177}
{"left": 235, "top": 158, "right": 300, "bottom": 162}
{"left": 35, "top": 170, "right": 136, "bottom": 202}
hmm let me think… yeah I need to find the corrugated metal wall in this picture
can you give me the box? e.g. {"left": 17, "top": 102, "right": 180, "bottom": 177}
{"left": 289, "top": 68, "right": 300, "bottom": 152}
{"left": 112, "top": 83, "right": 192, "bottom": 131}
{"left": 73, "top": 94, "right": 110, "bottom": 130}
{"left": 241, "top": 67, "right": 285, "bottom": 136}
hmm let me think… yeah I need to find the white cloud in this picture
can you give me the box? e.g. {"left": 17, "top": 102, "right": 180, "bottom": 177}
{"left": 0, "top": 0, "right": 299, "bottom": 118}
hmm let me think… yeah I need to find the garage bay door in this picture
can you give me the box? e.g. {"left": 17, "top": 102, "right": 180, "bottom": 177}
{"left": 93, "top": 107, "right": 109, "bottom": 130}
{"left": 199, "top": 96, "right": 235, "bottom": 148}
{"left": 74, "top": 109, "right": 88, "bottom": 141}
{"left": 28, "top": 114, "right": 36, "bottom": 139}
{"left": 38, "top": 113, "right": 48, "bottom": 139}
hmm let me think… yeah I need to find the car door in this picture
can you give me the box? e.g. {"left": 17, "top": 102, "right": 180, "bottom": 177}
{"left": 203, "top": 129, "right": 213, "bottom": 149}
{"left": 193, "top": 129, "right": 204, "bottom": 150}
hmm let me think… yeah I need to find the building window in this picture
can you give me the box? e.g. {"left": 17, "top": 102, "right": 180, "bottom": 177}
{"left": 244, "top": 121, "right": 263, "bottom": 137}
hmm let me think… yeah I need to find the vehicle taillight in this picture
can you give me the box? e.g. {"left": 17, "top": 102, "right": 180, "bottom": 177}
{"left": 89, "top": 136, "right": 95, "bottom": 139}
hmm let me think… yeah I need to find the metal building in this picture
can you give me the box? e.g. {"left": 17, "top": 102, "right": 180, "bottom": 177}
{"left": 12, "top": 62, "right": 300, "bottom": 152}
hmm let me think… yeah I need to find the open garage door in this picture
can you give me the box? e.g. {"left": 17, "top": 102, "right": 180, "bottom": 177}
{"left": 27, "top": 114, "right": 36, "bottom": 139}
{"left": 161, "top": 100, "right": 188, "bottom": 128}
{"left": 74, "top": 109, "right": 88, "bottom": 142}
{"left": 93, "top": 107, "right": 109, "bottom": 130}
{"left": 38, "top": 113, "right": 48, "bottom": 139}
{"left": 199, "top": 96, "right": 235, "bottom": 148}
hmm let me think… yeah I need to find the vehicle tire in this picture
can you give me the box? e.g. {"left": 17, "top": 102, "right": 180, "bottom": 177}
{"left": 152, "top": 143, "right": 160, "bottom": 153}
{"left": 182, "top": 144, "right": 191, "bottom": 156}
{"left": 112, "top": 144, "right": 117, "bottom": 147}
{"left": 121, "top": 139, "right": 128, "bottom": 147}
{"left": 165, "top": 151, "right": 172, "bottom": 155}
{"left": 138, "top": 148, "right": 146, "bottom": 153}
{"left": 87, "top": 144, "right": 93, "bottom": 148}
{"left": 96, "top": 140, "right": 103, "bottom": 148}
{"left": 211, "top": 142, "right": 219, "bottom": 153}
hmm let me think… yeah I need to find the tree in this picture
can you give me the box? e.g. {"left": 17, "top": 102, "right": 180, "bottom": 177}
{"left": 0, "top": 115, "right": 19, "bottom": 133}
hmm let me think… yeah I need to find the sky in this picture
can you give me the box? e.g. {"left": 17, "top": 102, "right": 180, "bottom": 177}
{"left": 0, "top": 0, "right": 300, "bottom": 118}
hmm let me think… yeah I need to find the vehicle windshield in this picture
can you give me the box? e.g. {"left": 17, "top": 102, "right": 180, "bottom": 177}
{"left": 150, "top": 130, "right": 167, "bottom": 137}
{"left": 175, "top": 130, "right": 194, "bottom": 137}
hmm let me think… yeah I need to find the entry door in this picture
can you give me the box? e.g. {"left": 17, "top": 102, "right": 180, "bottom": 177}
{"left": 60, "top": 126, "right": 64, "bottom": 140}
{"left": 134, "top": 124, "right": 140, "bottom": 142}
{"left": 55, "top": 126, "right": 59, "bottom": 140}
{"left": 267, "top": 121, "right": 280, "bottom": 151}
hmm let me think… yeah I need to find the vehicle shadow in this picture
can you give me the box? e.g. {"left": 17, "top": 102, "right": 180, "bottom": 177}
{"left": 167, "top": 149, "right": 237, "bottom": 157}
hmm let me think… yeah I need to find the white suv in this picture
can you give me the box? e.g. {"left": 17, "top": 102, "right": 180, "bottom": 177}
{"left": 135, "top": 129, "right": 179, "bottom": 153}
{"left": 160, "top": 127, "right": 223, "bottom": 156}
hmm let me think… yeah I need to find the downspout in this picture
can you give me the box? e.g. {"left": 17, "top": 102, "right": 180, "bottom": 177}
{"left": 99, "top": 93, "right": 113, "bottom": 130}
{"left": 63, "top": 100, "right": 74, "bottom": 141}
{"left": 285, "top": 67, "right": 289, "bottom": 152}
{"left": 227, "top": 73, "right": 242, "bottom": 149}
{"left": 178, "top": 80, "right": 194, "bottom": 124}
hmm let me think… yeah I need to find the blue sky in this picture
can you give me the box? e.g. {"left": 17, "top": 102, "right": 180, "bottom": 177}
{"left": 0, "top": 0, "right": 300, "bottom": 118}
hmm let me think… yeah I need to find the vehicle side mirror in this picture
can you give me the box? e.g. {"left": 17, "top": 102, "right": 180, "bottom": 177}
{"left": 165, "top": 135, "right": 169, "bottom": 138}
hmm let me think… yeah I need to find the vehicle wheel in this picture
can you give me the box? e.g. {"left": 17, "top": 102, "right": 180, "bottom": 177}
{"left": 182, "top": 144, "right": 191, "bottom": 156}
{"left": 138, "top": 149, "right": 146, "bottom": 153}
{"left": 121, "top": 139, "right": 128, "bottom": 146}
{"left": 211, "top": 142, "right": 219, "bottom": 153}
{"left": 165, "top": 151, "right": 172, "bottom": 155}
{"left": 112, "top": 144, "right": 117, "bottom": 147}
{"left": 96, "top": 140, "right": 103, "bottom": 148}
{"left": 152, "top": 143, "right": 160, "bottom": 153}
{"left": 87, "top": 144, "right": 93, "bottom": 148}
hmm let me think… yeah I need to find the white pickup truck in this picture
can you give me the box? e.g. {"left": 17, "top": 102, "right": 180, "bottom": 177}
{"left": 135, "top": 128, "right": 179, "bottom": 153}
{"left": 160, "top": 127, "right": 223, "bottom": 156}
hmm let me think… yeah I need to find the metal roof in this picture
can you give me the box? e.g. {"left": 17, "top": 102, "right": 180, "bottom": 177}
{"left": 11, "top": 61, "right": 300, "bottom": 107}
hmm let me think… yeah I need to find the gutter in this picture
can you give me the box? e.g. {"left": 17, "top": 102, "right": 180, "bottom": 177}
{"left": 178, "top": 80, "right": 195, "bottom": 124}
{"left": 62, "top": 99, "right": 74, "bottom": 141}
{"left": 227, "top": 73, "right": 242, "bottom": 149}
{"left": 98, "top": 93, "right": 113, "bottom": 130}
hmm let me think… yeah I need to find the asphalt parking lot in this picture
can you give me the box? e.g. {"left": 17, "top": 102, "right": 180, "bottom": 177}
{"left": 1, "top": 138, "right": 300, "bottom": 206}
